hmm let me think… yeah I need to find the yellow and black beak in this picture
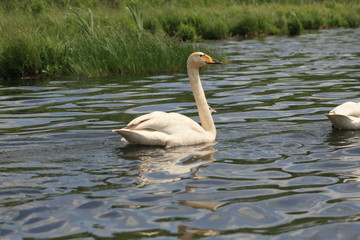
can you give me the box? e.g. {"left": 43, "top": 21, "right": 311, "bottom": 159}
{"left": 203, "top": 54, "right": 222, "bottom": 64}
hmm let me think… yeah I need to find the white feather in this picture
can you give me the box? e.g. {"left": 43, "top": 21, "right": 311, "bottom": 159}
{"left": 326, "top": 102, "right": 360, "bottom": 130}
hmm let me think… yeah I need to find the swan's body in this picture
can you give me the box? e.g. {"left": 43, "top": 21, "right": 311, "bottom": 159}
{"left": 326, "top": 102, "right": 360, "bottom": 130}
{"left": 113, "top": 52, "right": 221, "bottom": 147}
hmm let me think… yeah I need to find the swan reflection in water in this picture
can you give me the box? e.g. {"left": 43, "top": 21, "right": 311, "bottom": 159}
{"left": 326, "top": 128, "right": 360, "bottom": 148}
{"left": 115, "top": 143, "right": 222, "bottom": 238}
{"left": 116, "top": 142, "right": 217, "bottom": 187}
{"left": 326, "top": 129, "right": 360, "bottom": 182}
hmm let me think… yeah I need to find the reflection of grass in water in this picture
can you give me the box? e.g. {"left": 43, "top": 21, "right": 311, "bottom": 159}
{"left": 0, "top": 0, "right": 359, "bottom": 79}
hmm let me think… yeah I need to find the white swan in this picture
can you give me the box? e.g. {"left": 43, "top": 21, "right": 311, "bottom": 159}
{"left": 112, "top": 52, "right": 221, "bottom": 146}
{"left": 326, "top": 102, "right": 360, "bottom": 130}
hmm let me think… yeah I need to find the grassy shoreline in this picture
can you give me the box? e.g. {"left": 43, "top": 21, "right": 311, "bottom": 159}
{"left": 0, "top": 0, "right": 359, "bottom": 79}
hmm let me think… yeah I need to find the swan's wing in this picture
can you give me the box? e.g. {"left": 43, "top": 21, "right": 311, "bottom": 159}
{"left": 329, "top": 102, "right": 360, "bottom": 117}
{"left": 126, "top": 111, "right": 174, "bottom": 130}
{"left": 125, "top": 111, "right": 205, "bottom": 133}
{"left": 126, "top": 111, "right": 168, "bottom": 128}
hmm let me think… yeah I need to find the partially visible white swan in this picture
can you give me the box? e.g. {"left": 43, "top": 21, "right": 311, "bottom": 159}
{"left": 112, "top": 52, "right": 221, "bottom": 146}
{"left": 326, "top": 102, "right": 360, "bottom": 130}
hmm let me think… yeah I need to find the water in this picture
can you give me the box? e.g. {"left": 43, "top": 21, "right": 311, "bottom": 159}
{"left": 1, "top": 29, "right": 360, "bottom": 239}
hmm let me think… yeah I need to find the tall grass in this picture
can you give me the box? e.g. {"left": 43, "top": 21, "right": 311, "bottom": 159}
{"left": 69, "top": 28, "right": 200, "bottom": 76}
{"left": 0, "top": 5, "right": 199, "bottom": 79}
{"left": 0, "top": 0, "right": 359, "bottom": 79}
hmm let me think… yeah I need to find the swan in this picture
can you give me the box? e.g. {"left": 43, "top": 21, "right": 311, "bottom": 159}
{"left": 112, "top": 52, "right": 221, "bottom": 146}
{"left": 326, "top": 102, "right": 360, "bottom": 130}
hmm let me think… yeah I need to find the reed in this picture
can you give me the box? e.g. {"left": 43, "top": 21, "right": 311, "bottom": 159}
{"left": 0, "top": 0, "right": 359, "bottom": 79}
{"left": 69, "top": 29, "right": 200, "bottom": 76}
{"left": 0, "top": 6, "right": 199, "bottom": 78}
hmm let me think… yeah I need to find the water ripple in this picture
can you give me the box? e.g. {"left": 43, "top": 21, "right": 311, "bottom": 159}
{"left": 1, "top": 29, "right": 360, "bottom": 239}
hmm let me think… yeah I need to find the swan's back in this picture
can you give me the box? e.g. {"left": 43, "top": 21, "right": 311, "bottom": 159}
{"left": 328, "top": 102, "right": 360, "bottom": 116}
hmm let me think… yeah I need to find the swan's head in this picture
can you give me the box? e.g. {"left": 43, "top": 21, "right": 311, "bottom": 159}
{"left": 187, "top": 52, "right": 221, "bottom": 69}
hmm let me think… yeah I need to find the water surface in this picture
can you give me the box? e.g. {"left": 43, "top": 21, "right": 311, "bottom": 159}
{"left": 1, "top": 29, "right": 360, "bottom": 239}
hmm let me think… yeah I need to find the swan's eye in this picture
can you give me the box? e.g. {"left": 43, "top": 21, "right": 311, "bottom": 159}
{"left": 199, "top": 54, "right": 205, "bottom": 58}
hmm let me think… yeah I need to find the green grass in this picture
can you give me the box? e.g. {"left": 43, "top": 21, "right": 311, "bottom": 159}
{"left": 0, "top": 0, "right": 359, "bottom": 79}
{"left": 145, "top": 1, "right": 360, "bottom": 38}
{"left": 0, "top": 6, "right": 202, "bottom": 79}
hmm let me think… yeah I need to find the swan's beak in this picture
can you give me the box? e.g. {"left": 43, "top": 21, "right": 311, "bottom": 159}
{"left": 204, "top": 54, "right": 222, "bottom": 64}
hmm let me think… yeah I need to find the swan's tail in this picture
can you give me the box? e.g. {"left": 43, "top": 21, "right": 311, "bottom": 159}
{"left": 326, "top": 114, "right": 356, "bottom": 130}
{"left": 112, "top": 128, "right": 168, "bottom": 146}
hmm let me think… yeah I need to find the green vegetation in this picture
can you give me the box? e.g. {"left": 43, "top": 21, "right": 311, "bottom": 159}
{"left": 0, "top": 0, "right": 359, "bottom": 79}
{"left": 0, "top": 4, "right": 200, "bottom": 79}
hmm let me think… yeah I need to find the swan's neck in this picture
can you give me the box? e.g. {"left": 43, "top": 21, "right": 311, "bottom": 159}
{"left": 187, "top": 65, "right": 216, "bottom": 136}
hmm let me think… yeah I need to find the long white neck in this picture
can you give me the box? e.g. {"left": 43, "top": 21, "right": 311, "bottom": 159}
{"left": 187, "top": 65, "right": 216, "bottom": 137}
